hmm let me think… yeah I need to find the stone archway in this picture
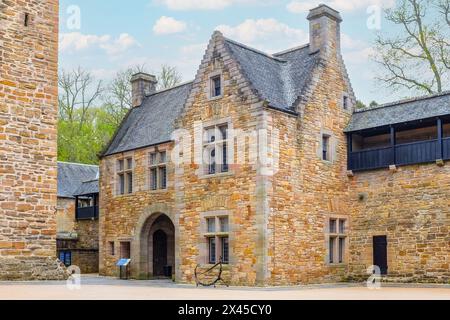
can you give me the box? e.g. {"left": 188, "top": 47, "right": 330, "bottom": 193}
{"left": 131, "top": 204, "right": 178, "bottom": 279}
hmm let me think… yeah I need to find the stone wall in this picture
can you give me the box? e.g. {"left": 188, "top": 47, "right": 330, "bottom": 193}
{"left": 56, "top": 197, "right": 99, "bottom": 273}
{"left": 0, "top": 0, "right": 66, "bottom": 280}
{"left": 348, "top": 163, "right": 450, "bottom": 283}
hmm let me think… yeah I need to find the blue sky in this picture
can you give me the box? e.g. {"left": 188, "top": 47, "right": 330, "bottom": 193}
{"left": 59, "top": 0, "right": 398, "bottom": 105}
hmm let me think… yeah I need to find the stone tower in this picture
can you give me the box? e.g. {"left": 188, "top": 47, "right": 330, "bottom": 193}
{"left": 0, "top": 0, "right": 66, "bottom": 279}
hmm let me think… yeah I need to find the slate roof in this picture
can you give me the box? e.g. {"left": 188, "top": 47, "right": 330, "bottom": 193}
{"left": 103, "top": 81, "right": 193, "bottom": 156}
{"left": 57, "top": 162, "right": 99, "bottom": 198}
{"left": 345, "top": 91, "right": 450, "bottom": 132}
{"left": 224, "top": 39, "right": 320, "bottom": 111}
{"left": 73, "top": 179, "right": 99, "bottom": 196}
{"left": 103, "top": 38, "right": 321, "bottom": 157}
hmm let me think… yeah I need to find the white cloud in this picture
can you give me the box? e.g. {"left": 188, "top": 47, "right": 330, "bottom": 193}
{"left": 100, "top": 33, "right": 140, "bottom": 55}
{"left": 59, "top": 32, "right": 139, "bottom": 56}
{"left": 216, "top": 18, "right": 307, "bottom": 50}
{"left": 155, "top": 0, "right": 274, "bottom": 11}
{"left": 59, "top": 32, "right": 110, "bottom": 52}
{"left": 153, "top": 16, "right": 187, "bottom": 35}
{"left": 287, "top": 0, "right": 395, "bottom": 14}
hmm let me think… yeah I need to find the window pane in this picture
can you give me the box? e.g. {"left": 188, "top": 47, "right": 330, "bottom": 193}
{"left": 119, "top": 174, "right": 125, "bottom": 195}
{"left": 109, "top": 242, "right": 115, "bottom": 256}
{"left": 206, "top": 127, "right": 216, "bottom": 143}
{"left": 207, "top": 218, "right": 215, "bottom": 233}
{"left": 221, "top": 143, "right": 228, "bottom": 173}
{"left": 212, "top": 76, "right": 221, "bottom": 97}
{"left": 221, "top": 237, "right": 229, "bottom": 264}
{"left": 329, "top": 237, "right": 335, "bottom": 263}
{"left": 219, "top": 217, "right": 229, "bottom": 232}
{"left": 150, "top": 153, "right": 157, "bottom": 165}
{"left": 218, "top": 124, "right": 228, "bottom": 140}
{"left": 118, "top": 160, "right": 124, "bottom": 171}
{"left": 209, "top": 148, "right": 216, "bottom": 175}
{"left": 126, "top": 158, "right": 133, "bottom": 170}
{"left": 209, "top": 237, "right": 216, "bottom": 264}
{"left": 329, "top": 219, "right": 337, "bottom": 233}
{"left": 339, "top": 237, "right": 345, "bottom": 263}
{"left": 127, "top": 172, "right": 133, "bottom": 194}
{"left": 159, "top": 166, "right": 167, "bottom": 189}
{"left": 159, "top": 151, "right": 167, "bottom": 164}
{"left": 150, "top": 168, "right": 157, "bottom": 190}
{"left": 339, "top": 219, "right": 346, "bottom": 234}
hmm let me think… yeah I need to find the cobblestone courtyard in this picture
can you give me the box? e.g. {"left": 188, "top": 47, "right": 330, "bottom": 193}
{"left": 1, "top": 275, "right": 449, "bottom": 300}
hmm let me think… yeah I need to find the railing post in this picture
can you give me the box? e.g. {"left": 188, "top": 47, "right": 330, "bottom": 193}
{"left": 437, "top": 117, "right": 443, "bottom": 160}
{"left": 347, "top": 133, "right": 353, "bottom": 169}
{"left": 390, "top": 125, "right": 396, "bottom": 165}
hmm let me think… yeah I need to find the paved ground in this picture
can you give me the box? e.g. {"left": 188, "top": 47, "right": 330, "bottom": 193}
{"left": 1, "top": 275, "right": 449, "bottom": 300}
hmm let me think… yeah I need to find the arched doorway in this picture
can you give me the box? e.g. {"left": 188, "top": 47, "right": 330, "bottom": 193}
{"left": 138, "top": 213, "right": 175, "bottom": 279}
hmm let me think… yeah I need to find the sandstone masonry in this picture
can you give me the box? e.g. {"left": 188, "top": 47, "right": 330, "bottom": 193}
{"left": 0, "top": 0, "right": 67, "bottom": 280}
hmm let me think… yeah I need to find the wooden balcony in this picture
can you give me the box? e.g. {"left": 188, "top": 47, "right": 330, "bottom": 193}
{"left": 348, "top": 118, "right": 450, "bottom": 171}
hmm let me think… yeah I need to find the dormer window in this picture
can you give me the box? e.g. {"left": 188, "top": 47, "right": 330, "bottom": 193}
{"left": 211, "top": 75, "right": 222, "bottom": 98}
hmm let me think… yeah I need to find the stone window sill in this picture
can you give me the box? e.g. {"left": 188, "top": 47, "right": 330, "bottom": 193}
{"left": 327, "top": 263, "right": 347, "bottom": 268}
{"left": 199, "top": 263, "right": 231, "bottom": 270}
{"left": 208, "top": 95, "right": 223, "bottom": 101}
{"left": 200, "top": 171, "right": 234, "bottom": 180}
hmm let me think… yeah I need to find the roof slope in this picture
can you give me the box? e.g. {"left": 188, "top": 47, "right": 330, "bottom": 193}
{"left": 103, "top": 81, "right": 193, "bottom": 156}
{"left": 224, "top": 39, "right": 319, "bottom": 111}
{"left": 346, "top": 91, "right": 450, "bottom": 132}
{"left": 57, "top": 162, "right": 99, "bottom": 198}
{"left": 73, "top": 179, "right": 99, "bottom": 196}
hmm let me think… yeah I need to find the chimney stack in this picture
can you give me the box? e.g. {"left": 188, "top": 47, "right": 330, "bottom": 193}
{"left": 307, "top": 4, "right": 342, "bottom": 55}
{"left": 130, "top": 73, "right": 157, "bottom": 107}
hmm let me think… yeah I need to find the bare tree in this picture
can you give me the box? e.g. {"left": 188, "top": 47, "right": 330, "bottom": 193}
{"left": 58, "top": 67, "right": 103, "bottom": 128}
{"left": 103, "top": 64, "right": 182, "bottom": 126}
{"left": 157, "top": 64, "right": 182, "bottom": 90}
{"left": 373, "top": 0, "right": 450, "bottom": 95}
{"left": 103, "top": 65, "right": 147, "bottom": 126}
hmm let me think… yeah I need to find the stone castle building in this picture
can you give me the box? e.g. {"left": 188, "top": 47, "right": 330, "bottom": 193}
{"left": 56, "top": 162, "right": 99, "bottom": 274}
{"left": 0, "top": 0, "right": 66, "bottom": 279}
{"left": 99, "top": 4, "right": 449, "bottom": 285}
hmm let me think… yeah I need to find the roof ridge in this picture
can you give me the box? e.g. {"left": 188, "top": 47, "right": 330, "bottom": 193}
{"left": 273, "top": 43, "right": 310, "bottom": 56}
{"left": 355, "top": 91, "right": 450, "bottom": 113}
{"left": 224, "top": 37, "right": 287, "bottom": 63}
{"left": 145, "top": 80, "right": 194, "bottom": 98}
{"left": 58, "top": 161, "right": 98, "bottom": 168}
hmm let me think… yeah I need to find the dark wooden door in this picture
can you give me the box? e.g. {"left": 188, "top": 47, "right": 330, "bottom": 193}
{"left": 153, "top": 230, "right": 167, "bottom": 277}
{"left": 373, "top": 236, "right": 388, "bottom": 275}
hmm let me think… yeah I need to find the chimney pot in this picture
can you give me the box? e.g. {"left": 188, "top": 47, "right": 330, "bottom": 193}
{"left": 130, "top": 72, "right": 157, "bottom": 107}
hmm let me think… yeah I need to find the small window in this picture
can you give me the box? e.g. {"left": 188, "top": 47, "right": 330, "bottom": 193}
{"left": 120, "top": 242, "right": 131, "bottom": 259}
{"left": 117, "top": 157, "right": 133, "bottom": 195}
{"left": 322, "top": 135, "right": 331, "bottom": 161}
{"left": 203, "top": 123, "right": 229, "bottom": 175}
{"left": 343, "top": 95, "right": 349, "bottom": 110}
{"left": 24, "top": 13, "right": 29, "bottom": 27}
{"left": 204, "top": 215, "right": 230, "bottom": 265}
{"left": 327, "top": 218, "right": 347, "bottom": 264}
{"left": 149, "top": 151, "right": 168, "bottom": 190}
{"left": 109, "top": 242, "right": 115, "bottom": 256}
{"left": 211, "top": 76, "right": 221, "bottom": 98}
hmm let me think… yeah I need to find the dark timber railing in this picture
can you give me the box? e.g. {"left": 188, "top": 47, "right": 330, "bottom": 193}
{"left": 348, "top": 118, "right": 450, "bottom": 171}
{"left": 76, "top": 206, "right": 99, "bottom": 220}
